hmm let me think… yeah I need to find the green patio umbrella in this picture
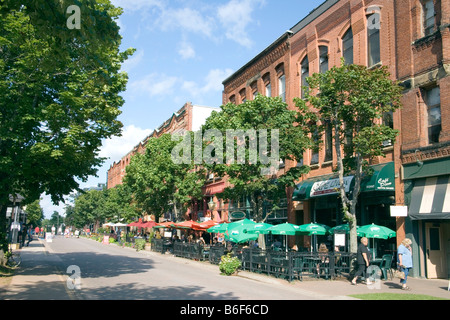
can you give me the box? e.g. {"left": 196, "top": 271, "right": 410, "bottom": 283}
{"left": 206, "top": 222, "right": 229, "bottom": 233}
{"left": 298, "top": 223, "right": 331, "bottom": 252}
{"left": 358, "top": 223, "right": 396, "bottom": 239}
{"left": 225, "top": 224, "right": 258, "bottom": 244}
{"left": 298, "top": 223, "right": 330, "bottom": 235}
{"left": 330, "top": 224, "right": 363, "bottom": 236}
{"left": 266, "top": 223, "right": 303, "bottom": 251}
{"left": 245, "top": 222, "right": 273, "bottom": 235}
{"left": 267, "top": 223, "right": 303, "bottom": 235}
{"left": 358, "top": 223, "right": 396, "bottom": 259}
{"left": 207, "top": 218, "right": 255, "bottom": 234}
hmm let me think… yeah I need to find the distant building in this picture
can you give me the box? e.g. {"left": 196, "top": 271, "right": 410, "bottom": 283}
{"left": 221, "top": 0, "right": 449, "bottom": 279}
{"left": 107, "top": 102, "right": 219, "bottom": 189}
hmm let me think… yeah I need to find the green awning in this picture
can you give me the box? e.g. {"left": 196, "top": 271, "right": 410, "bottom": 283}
{"left": 360, "top": 162, "right": 395, "bottom": 192}
{"left": 293, "top": 162, "right": 394, "bottom": 200}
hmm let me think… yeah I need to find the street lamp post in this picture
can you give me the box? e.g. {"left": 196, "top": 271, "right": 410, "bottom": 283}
{"left": 9, "top": 194, "right": 24, "bottom": 245}
{"left": 208, "top": 198, "right": 216, "bottom": 220}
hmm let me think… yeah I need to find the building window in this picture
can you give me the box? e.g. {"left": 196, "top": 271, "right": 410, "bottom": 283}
{"left": 263, "top": 73, "right": 271, "bottom": 97}
{"left": 278, "top": 75, "right": 286, "bottom": 102}
{"left": 424, "top": 87, "right": 441, "bottom": 144}
{"left": 342, "top": 28, "right": 353, "bottom": 65}
{"left": 367, "top": 12, "right": 381, "bottom": 67}
{"left": 276, "top": 64, "right": 286, "bottom": 102}
{"left": 301, "top": 56, "right": 309, "bottom": 99}
{"left": 311, "top": 124, "right": 319, "bottom": 165}
{"left": 239, "top": 88, "right": 246, "bottom": 103}
{"left": 382, "top": 111, "right": 394, "bottom": 147}
{"left": 324, "top": 120, "right": 333, "bottom": 162}
{"left": 229, "top": 94, "right": 236, "bottom": 104}
{"left": 319, "top": 46, "right": 329, "bottom": 74}
{"left": 423, "top": 0, "right": 436, "bottom": 36}
{"left": 250, "top": 81, "right": 258, "bottom": 100}
{"left": 265, "top": 82, "right": 271, "bottom": 97}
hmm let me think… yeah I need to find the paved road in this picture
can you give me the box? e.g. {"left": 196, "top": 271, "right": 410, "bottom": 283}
{"left": 2, "top": 236, "right": 353, "bottom": 301}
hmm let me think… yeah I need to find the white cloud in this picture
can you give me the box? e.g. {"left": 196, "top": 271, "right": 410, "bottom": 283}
{"left": 217, "top": 0, "right": 265, "bottom": 48}
{"left": 99, "top": 125, "right": 153, "bottom": 162}
{"left": 156, "top": 7, "right": 215, "bottom": 38}
{"left": 111, "top": 0, "right": 164, "bottom": 12}
{"left": 182, "top": 68, "right": 234, "bottom": 97}
{"left": 129, "top": 73, "right": 180, "bottom": 97}
{"left": 178, "top": 39, "right": 196, "bottom": 60}
{"left": 121, "top": 49, "right": 144, "bottom": 72}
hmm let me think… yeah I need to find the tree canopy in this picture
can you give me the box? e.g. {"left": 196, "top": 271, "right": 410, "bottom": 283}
{"left": 203, "top": 95, "right": 313, "bottom": 223}
{"left": 0, "top": 0, "right": 134, "bottom": 224}
{"left": 124, "top": 133, "right": 205, "bottom": 222}
{"left": 296, "top": 61, "right": 402, "bottom": 252}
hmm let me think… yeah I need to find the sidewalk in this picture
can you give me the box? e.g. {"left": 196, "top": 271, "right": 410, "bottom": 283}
{"left": 235, "top": 265, "right": 450, "bottom": 300}
{"left": 1, "top": 238, "right": 449, "bottom": 300}
{"left": 239, "top": 271, "right": 450, "bottom": 300}
{"left": 0, "top": 238, "right": 74, "bottom": 300}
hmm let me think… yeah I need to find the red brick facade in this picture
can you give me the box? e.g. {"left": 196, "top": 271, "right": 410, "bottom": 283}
{"left": 107, "top": 102, "right": 218, "bottom": 189}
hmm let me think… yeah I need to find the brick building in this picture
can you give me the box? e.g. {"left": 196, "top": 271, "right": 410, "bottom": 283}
{"left": 394, "top": 0, "right": 450, "bottom": 279}
{"left": 222, "top": 0, "right": 399, "bottom": 255}
{"left": 106, "top": 103, "right": 219, "bottom": 189}
{"left": 221, "top": 0, "right": 449, "bottom": 278}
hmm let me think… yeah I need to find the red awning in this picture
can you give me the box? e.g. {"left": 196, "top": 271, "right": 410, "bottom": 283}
{"left": 192, "top": 220, "right": 219, "bottom": 231}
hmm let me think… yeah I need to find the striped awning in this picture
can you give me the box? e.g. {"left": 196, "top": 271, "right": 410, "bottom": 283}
{"left": 408, "top": 176, "right": 450, "bottom": 220}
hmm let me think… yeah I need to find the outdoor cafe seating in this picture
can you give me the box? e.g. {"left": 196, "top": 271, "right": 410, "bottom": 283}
{"left": 148, "top": 219, "right": 396, "bottom": 283}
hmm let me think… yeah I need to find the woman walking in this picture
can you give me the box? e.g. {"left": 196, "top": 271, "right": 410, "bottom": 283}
{"left": 351, "top": 237, "right": 372, "bottom": 285}
{"left": 397, "top": 238, "right": 413, "bottom": 290}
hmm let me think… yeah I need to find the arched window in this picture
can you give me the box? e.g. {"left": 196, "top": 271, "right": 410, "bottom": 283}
{"left": 263, "top": 73, "right": 271, "bottom": 97}
{"left": 367, "top": 12, "right": 381, "bottom": 66}
{"left": 300, "top": 56, "right": 309, "bottom": 99}
{"left": 423, "top": 0, "right": 436, "bottom": 36}
{"left": 319, "top": 46, "right": 328, "bottom": 73}
{"left": 276, "top": 64, "right": 286, "bottom": 102}
{"left": 342, "top": 28, "right": 353, "bottom": 65}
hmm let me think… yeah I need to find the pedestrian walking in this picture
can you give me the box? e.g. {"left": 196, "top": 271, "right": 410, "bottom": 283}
{"left": 351, "top": 237, "right": 372, "bottom": 285}
{"left": 397, "top": 238, "right": 413, "bottom": 290}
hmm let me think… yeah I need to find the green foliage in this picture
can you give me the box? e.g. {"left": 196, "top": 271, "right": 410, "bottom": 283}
{"left": 203, "top": 95, "right": 312, "bottom": 222}
{"left": 219, "top": 253, "right": 241, "bottom": 276}
{"left": 24, "top": 200, "right": 44, "bottom": 227}
{"left": 296, "top": 60, "right": 402, "bottom": 252}
{"left": 0, "top": 1, "right": 134, "bottom": 221}
{"left": 134, "top": 238, "right": 146, "bottom": 252}
{"left": 124, "top": 134, "right": 205, "bottom": 221}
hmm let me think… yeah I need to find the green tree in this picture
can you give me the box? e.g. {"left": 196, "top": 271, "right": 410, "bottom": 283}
{"left": 203, "top": 95, "right": 313, "bottom": 223}
{"left": 124, "top": 134, "right": 205, "bottom": 222}
{"left": 0, "top": 1, "right": 134, "bottom": 232}
{"left": 24, "top": 199, "right": 43, "bottom": 227}
{"left": 296, "top": 61, "right": 402, "bottom": 253}
{"left": 72, "top": 189, "right": 106, "bottom": 230}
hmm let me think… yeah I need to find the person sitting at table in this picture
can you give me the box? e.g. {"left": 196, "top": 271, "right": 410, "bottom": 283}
{"left": 317, "top": 243, "right": 329, "bottom": 275}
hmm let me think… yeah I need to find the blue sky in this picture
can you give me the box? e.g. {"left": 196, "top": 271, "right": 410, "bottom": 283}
{"left": 41, "top": 0, "right": 324, "bottom": 218}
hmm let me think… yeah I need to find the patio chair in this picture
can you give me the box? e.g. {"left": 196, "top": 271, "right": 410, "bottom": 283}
{"left": 379, "top": 254, "right": 393, "bottom": 280}
{"left": 292, "top": 256, "right": 305, "bottom": 281}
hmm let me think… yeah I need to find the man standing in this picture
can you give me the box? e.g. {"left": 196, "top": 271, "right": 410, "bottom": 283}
{"left": 351, "top": 237, "right": 372, "bottom": 285}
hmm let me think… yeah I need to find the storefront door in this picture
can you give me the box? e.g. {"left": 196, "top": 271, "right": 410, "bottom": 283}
{"left": 425, "top": 223, "right": 447, "bottom": 278}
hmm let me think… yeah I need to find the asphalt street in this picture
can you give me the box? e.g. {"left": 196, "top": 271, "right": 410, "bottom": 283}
{"left": 2, "top": 236, "right": 449, "bottom": 305}
{"left": 1, "top": 236, "right": 354, "bottom": 301}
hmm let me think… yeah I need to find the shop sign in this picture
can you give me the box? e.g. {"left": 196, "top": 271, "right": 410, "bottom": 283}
{"left": 230, "top": 211, "right": 246, "bottom": 220}
{"left": 310, "top": 176, "right": 353, "bottom": 197}
{"left": 390, "top": 205, "right": 408, "bottom": 217}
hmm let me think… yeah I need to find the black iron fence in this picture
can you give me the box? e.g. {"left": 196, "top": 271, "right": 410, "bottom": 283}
{"left": 239, "top": 248, "right": 357, "bottom": 282}
{"left": 150, "top": 239, "right": 357, "bottom": 282}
